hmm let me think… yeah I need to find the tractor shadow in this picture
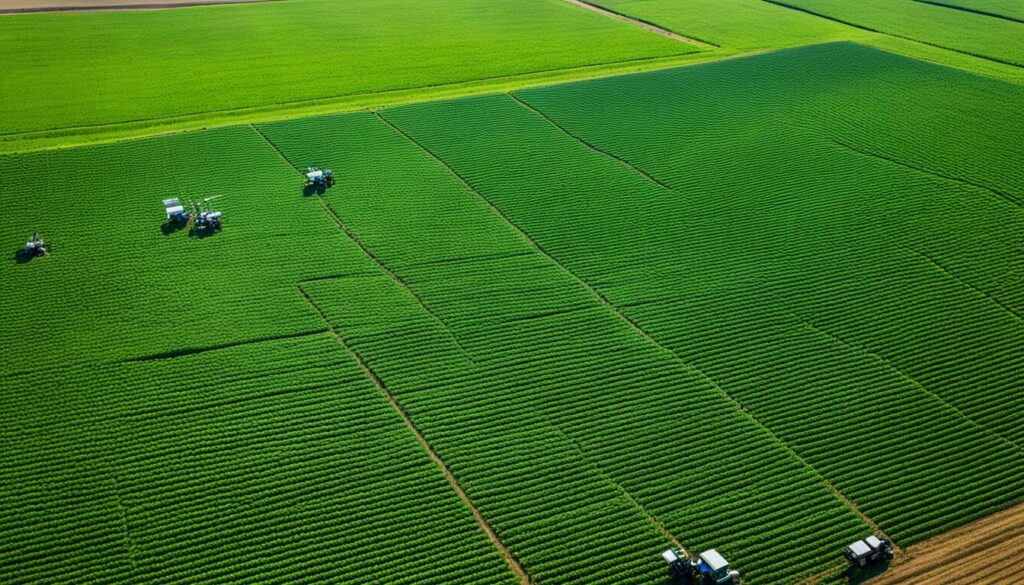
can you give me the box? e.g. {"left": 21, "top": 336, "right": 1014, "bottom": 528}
{"left": 161, "top": 222, "right": 188, "bottom": 236}
{"left": 832, "top": 560, "right": 893, "bottom": 584}
{"left": 303, "top": 183, "right": 327, "bottom": 197}
{"left": 13, "top": 249, "right": 36, "bottom": 263}
{"left": 188, "top": 225, "right": 220, "bottom": 239}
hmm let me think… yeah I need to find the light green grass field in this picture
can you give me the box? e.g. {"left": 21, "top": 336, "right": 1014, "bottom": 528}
{"left": 0, "top": 0, "right": 695, "bottom": 141}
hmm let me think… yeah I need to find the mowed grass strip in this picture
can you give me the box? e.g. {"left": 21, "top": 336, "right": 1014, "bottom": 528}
{"left": 0, "top": 0, "right": 695, "bottom": 137}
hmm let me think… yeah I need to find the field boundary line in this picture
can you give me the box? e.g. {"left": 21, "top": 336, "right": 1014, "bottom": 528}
{"left": 830, "top": 137, "right": 1024, "bottom": 210}
{"left": 563, "top": 0, "right": 718, "bottom": 47}
{"left": 374, "top": 109, "right": 887, "bottom": 546}
{"left": 549, "top": 421, "right": 689, "bottom": 554}
{"left": 910, "top": 0, "right": 1024, "bottom": 25}
{"left": 762, "top": 0, "right": 1024, "bottom": 69}
{"left": 248, "top": 124, "right": 476, "bottom": 363}
{"left": 297, "top": 286, "right": 531, "bottom": 585}
{"left": 506, "top": 93, "right": 678, "bottom": 193}
{"left": 905, "top": 247, "right": 1022, "bottom": 324}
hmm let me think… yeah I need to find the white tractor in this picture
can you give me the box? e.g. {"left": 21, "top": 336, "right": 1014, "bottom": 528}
{"left": 304, "top": 167, "right": 334, "bottom": 190}
{"left": 24, "top": 232, "right": 47, "bottom": 257}
{"left": 845, "top": 535, "right": 893, "bottom": 568}
{"left": 163, "top": 198, "right": 191, "bottom": 227}
{"left": 663, "top": 548, "right": 739, "bottom": 584}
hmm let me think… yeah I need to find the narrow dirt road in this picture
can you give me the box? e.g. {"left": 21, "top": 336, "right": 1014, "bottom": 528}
{"left": 868, "top": 501, "right": 1024, "bottom": 584}
{"left": 564, "top": 0, "right": 712, "bottom": 47}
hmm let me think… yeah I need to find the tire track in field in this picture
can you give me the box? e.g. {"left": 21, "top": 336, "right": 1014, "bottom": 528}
{"left": 297, "top": 285, "right": 532, "bottom": 585}
{"left": 910, "top": 0, "right": 1024, "bottom": 25}
{"left": 830, "top": 138, "right": 1024, "bottom": 210}
{"left": 373, "top": 109, "right": 887, "bottom": 552}
{"left": 562, "top": 0, "right": 718, "bottom": 48}
{"left": 247, "top": 124, "right": 476, "bottom": 363}
{"left": 762, "top": 0, "right": 1024, "bottom": 69}
{"left": 906, "top": 247, "right": 1022, "bottom": 323}
{"left": 506, "top": 93, "right": 677, "bottom": 192}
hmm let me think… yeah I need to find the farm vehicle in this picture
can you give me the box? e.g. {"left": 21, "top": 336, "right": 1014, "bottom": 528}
{"left": 663, "top": 548, "right": 739, "bottom": 584}
{"left": 845, "top": 535, "right": 893, "bottom": 568}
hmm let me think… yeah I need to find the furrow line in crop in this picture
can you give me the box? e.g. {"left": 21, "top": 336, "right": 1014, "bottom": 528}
{"left": 762, "top": 0, "right": 1024, "bottom": 69}
{"left": 111, "top": 475, "right": 139, "bottom": 580}
{"left": 296, "top": 285, "right": 531, "bottom": 585}
{"left": 247, "top": 123, "right": 475, "bottom": 362}
{"left": 375, "top": 109, "right": 888, "bottom": 550}
{"left": 910, "top": 0, "right": 1024, "bottom": 25}
{"left": 906, "top": 247, "right": 1022, "bottom": 323}
{"left": 830, "top": 137, "right": 1023, "bottom": 210}
{"left": 505, "top": 93, "right": 677, "bottom": 193}
{"left": 549, "top": 420, "right": 690, "bottom": 556}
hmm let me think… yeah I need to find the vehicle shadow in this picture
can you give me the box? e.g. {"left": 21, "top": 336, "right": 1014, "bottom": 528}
{"left": 13, "top": 249, "right": 35, "bottom": 263}
{"left": 303, "top": 183, "right": 327, "bottom": 197}
{"left": 188, "top": 225, "right": 220, "bottom": 239}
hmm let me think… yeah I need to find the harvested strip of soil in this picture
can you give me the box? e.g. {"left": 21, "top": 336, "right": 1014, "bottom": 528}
{"left": 0, "top": 0, "right": 275, "bottom": 14}
{"left": 868, "top": 501, "right": 1024, "bottom": 584}
{"left": 564, "top": 0, "right": 713, "bottom": 47}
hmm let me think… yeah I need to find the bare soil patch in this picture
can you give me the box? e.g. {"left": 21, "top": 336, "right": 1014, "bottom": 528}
{"left": 564, "top": 0, "right": 711, "bottom": 47}
{"left": 868, "top": 501, "right": 1024, "bottom": 584}
{"left": 0, "top": 0, "right": 274, "bottom": 14}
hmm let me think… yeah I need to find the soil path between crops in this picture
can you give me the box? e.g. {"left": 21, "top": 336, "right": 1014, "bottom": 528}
{"left": 0, "top": 0, "right": 276, "bottom": 14}
{"left": 564, "top": 0, "right": 715, "bottom": 47}
{"left": 866, "top": 501, "right": 1024, "bottom": 584}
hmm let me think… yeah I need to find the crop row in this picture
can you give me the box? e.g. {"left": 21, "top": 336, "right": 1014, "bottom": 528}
{"left": 260, "top": 111, "right": 871, "bottom": 584}
{"left": 377, "top": 41, "right": 1023, "bottom": 554}
{"left": 0, "top": 335, "right": 516, "bottom": 584}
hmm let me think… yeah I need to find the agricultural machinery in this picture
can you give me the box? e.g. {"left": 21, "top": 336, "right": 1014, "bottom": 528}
{"left": 163, "top": 198, "right": 191, "bottom": 227}
{"left": 192, "top": 196, "right": 223, "bottom": 231}
{"left": 304, "top": 167, "right": 334, "bottom": 193}
{"left": 844, "top": 535, "right": 893, "bottom": 568}
{"left": 663, "top": 548, "right": 739, "bottom": 584}
{"left": 24, "top": 232, "right": 47, "bottom": 257}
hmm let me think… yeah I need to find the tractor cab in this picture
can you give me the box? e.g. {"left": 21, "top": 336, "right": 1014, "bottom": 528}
{"left": 662, "top": 548, "right": 739, "bottom": 584}
{"left": 24, "top": 232, "right": 47, "bottom": 257}
{"left": 845, "top": 535, "right": 893, "bottom": 568}
{"left": 304, "top": 167, "right": 335, "bottom": 190}
{"left": 697, "top": 550, "right": 738, "bottom": 585}
{"left": 163, "top": 198, "right": 190, "bottom": 226}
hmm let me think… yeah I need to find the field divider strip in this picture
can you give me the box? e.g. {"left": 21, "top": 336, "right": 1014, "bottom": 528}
{"left": 247, "top": 124, "right": 476, "bottom": 363}
{"left": 506, "top": 93, "right": 678, "bottom": 193}
{"left": 830, "top": 137, "right": 1023, "bottom": 210}
{"left": 297, "top": 285, "right": 531, "bottom": 585}
{"left": 905, "top": 247, "right": 1022, "bottom": 324}
{"left": 374, "top": 109, "right": 887, "bottom": 548}
{"left": 762, "top": 0, "right": 1024, "bottom": 69}
{"left": 562, "top": 0, "right": 718, "bottom": 47}
{"left": 910, "top": 0, "right": 1024, "bottom": 25}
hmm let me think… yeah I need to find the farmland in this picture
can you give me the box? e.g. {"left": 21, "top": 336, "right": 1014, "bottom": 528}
{"left": 2, "top": 1, "right": 1024, "bottom": 584}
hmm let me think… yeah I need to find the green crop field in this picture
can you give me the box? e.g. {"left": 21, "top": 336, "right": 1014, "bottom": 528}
{"left": 2, "top": 0, "right": 1023, "bottom": 583}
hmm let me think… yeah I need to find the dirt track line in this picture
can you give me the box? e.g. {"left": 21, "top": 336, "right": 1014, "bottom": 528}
{"left": 506, "top": 92, "right": 678, "bottom": 193}
{"left": 910, "top": 0, "right": 1024, "bottom": 25}
{"left": 550, "top": 421, "right": 689, "bottom": 555}
{"left": 123, "top": 329, "right": 329, "bottom": 362}
{"left": 564, "top": 0, "right": 717, "bottom": 47}
{"left": 374, "top": 109, "right": 885, "bottom": 551}
{"left": 247, "top": 124, "right": 476, "bottom": 362}
{"left": 867, "top": 500, "right": 1024, "bottom": 584}
{"left": 907, "top": 247, "right": 1022, "bottom": 324}
{"left": 830, "top": 137, "right": 1024, "bottom": 211}
{"left": 763, "top": 0, "right": 1024, "bottom": 69}
{"left": 298, "top": 287, "right": 531, "bottom": 585}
